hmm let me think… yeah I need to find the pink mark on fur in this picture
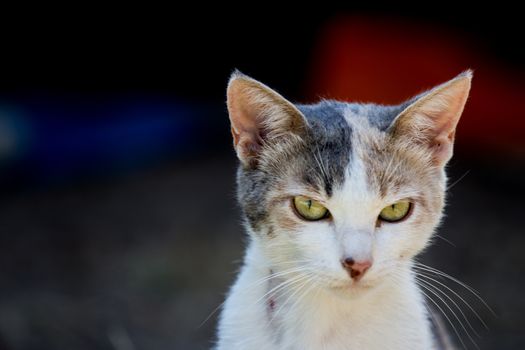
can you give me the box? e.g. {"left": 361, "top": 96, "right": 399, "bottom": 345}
{"left": 268, "top": 297, "right": 276, "bottom": 311}
{"left": 267, "top": 269, "right": 276, "bottom": 314}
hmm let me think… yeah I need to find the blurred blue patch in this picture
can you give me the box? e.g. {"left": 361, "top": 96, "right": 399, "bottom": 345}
{"left": 0, "top": 95, "right": 226, "bottom": 185}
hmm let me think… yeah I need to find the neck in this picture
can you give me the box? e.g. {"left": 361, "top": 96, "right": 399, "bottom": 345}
{"left": 238, "top": 241, "right": 431, "bottom": 349}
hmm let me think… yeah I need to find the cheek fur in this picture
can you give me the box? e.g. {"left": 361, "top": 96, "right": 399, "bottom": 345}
{"left": 273, "top": 208, "right": 302, "bottom": 232}
{"left": 373, "top": 196, "right": 444, "bottom": 267}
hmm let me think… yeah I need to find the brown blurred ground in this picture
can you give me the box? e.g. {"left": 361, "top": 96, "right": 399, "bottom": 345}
{"left": 0, "top": 153, "right": 523, "bottom": 349}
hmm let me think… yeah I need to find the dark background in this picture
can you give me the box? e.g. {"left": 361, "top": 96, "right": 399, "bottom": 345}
{"left": 0, "top": 9, "right": 523, "bottom": 350}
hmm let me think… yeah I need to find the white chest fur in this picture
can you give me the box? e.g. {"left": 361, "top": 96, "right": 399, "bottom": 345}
{"left": 216, "top": 243, "right": 435, "bottom": 350}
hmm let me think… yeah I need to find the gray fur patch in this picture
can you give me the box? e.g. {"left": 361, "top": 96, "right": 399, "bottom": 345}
{"left": 236, "top": 100, "right": 353, "bottom": 232}
{"left": 345, "top": 102, "right": 412, "bottom": 132}
{"left": 296, "top": 100, "right": 353, "bottom": 197}
{"left": 236, "top": 166, "right": 271, "bottom": 233}
{"left": 235, "top": 99, "right": 407, "bottom": 234}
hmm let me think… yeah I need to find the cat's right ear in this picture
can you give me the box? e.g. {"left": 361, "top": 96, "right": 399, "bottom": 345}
{"left": 226, "top": 70, "right": 308, "bottom": 168}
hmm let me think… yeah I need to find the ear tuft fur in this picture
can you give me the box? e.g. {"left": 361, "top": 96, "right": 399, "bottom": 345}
{"left": 226, "top": 72, "right": 307, "bottom": 168}
{"left": 390, "top": 70, "right": 473, "bottom": 166}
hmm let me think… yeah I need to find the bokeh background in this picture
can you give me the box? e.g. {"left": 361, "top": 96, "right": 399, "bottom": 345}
{"left": 0, "top": 9, "right": 524, "bottom": 350}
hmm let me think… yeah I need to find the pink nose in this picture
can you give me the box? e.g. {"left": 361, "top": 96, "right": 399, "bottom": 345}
{"left": 341, "top": 258, "right": 372, "bottom": 281}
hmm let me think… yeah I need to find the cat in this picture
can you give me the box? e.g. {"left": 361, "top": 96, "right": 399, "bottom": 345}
{"left": 215, "top": 69, "right": 472, "bottom": 350}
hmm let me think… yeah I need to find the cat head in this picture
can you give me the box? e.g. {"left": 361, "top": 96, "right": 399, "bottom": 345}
{"left": 226, "top": 70, "right": 472, "bottom": 294}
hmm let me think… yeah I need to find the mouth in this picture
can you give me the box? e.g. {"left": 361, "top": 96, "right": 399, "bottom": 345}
{"left": 330, "top": 279, "right": 375, "bottom": 292}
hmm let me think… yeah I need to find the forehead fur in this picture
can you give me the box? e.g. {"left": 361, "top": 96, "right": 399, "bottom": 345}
{"left": 236, "top": 99, "right": 436, "bottom": 233}
{"left": 346, "top": 106, "right": 444, "bottom": 223}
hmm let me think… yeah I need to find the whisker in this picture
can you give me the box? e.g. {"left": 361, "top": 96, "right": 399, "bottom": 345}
{"left": 417, "top": 278, "right": 479, "bottom": 349}
{"left": 433, "top": 234, "right": 457, "bottom": 247}
{"left": 314, "top": 144, "right": 329, "bottom": 181}
{"left": 198, "top": 299, "right": 227, "bottom": 329}
{"left": 254, "top": 273, "right": 311, "bottom": 308}
{"left": 413, "top": 263, "right": 496, "bottom": 316}
{"left": 446, "top": 170, "right": 470, "bottom": 191}
{"left": 198, "top": 265, "right": 311, "bottom": 328}
{"left": 413, "top": 262, "right": 481, "bottom": 295}
{"left": 416, "top": 271, "right": 489, "bottom": 330}
{"left": 272, "top": 274, "right": 315, "bottom": 320}
{"left": 422, "top": 300, "right": 440, "bottom": 340}
{"left": 246, "top": 265, "right": 311, "bottom": 288}
{"left": 416, "top": 276, "right": 481, "bottom": 343}
{"left": 417, "top": 283, "right": 469, "bottom": 350}
{"left": 388, "top": 269, "right": 463, "bottom": 349}
{"left": 273, "top": 275, "right": 319, "bottom": 336}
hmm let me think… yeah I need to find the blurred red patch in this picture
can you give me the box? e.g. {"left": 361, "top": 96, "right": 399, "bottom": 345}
{"left": 307, "top": 16, "right": 525, "bottom": 158}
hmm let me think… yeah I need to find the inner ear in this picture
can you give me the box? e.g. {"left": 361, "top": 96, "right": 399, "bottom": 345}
{"left": 226, "top": 71, "right": 308, "bottom": 168}
{"left": 390, "top": 70, "right": 472, "bottom": 166}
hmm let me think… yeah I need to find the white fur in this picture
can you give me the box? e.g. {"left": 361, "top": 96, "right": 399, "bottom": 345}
{"left": 215, "top": 72, "right": 473, "bottom": 349}
{"left": 216, "top": 243, "right": 435, "bottom": 350}
{"left": 215, "top": 117, "right": 440, "bottom": 349}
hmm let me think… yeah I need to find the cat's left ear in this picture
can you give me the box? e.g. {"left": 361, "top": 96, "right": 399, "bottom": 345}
{"left": 390, "top": 70, "right": 473, "bottom": 167}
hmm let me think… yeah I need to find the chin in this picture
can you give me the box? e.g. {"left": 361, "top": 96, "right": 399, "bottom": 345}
{"left": 326, "top": 278, "right": 381, "bottom": 300}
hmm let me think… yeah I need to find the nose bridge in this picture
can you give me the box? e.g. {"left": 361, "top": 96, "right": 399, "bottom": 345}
{"left": 333, "top": 191, "right": 377, "bottom": 231}
{"left": 330, "top": 172, "right": 377, "bottom": 261}
{"left": 339, "top": 227, "right": 373, "bottom": 262}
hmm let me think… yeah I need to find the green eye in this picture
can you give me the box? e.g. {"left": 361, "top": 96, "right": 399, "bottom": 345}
{"left": 379, "top": 200, "right": 411, "bottom": 222}
{"left": 293, "top": 196, "right": 329, "bottom": 221}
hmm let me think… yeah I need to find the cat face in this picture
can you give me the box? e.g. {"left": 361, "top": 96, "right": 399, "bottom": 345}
{"left": 227, "top": 70, "right": 471, "bottom": 295}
